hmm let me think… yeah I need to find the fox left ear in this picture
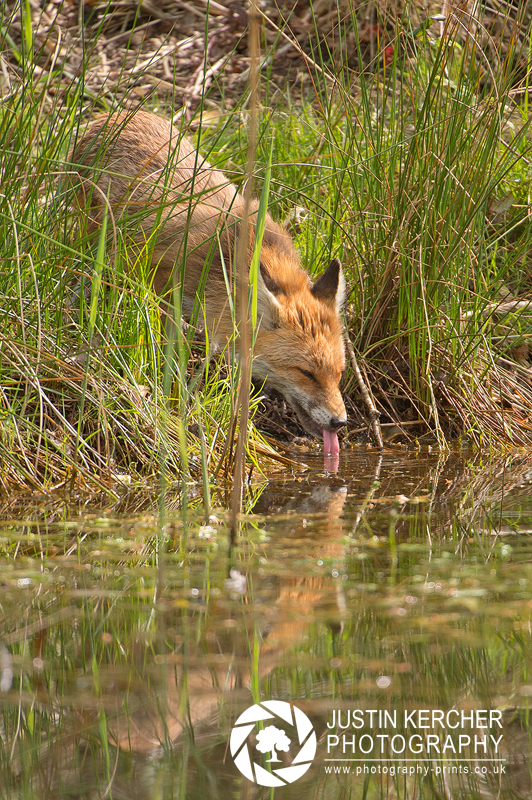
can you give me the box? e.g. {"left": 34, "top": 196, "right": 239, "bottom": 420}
{"left": 256, "top": 262, "right": 282, "bottom": 330}
{"left": 311, "top": 258, "right": 346, "bottom": 312}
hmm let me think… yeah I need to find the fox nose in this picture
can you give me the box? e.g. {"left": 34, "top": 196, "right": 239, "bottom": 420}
{"left": 329, "top": 417, "right": 346, "bottom": 430}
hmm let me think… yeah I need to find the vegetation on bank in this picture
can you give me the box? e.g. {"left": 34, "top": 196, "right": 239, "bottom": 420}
{"left": 1, "top": 1, "right": 532, "bottom": 500}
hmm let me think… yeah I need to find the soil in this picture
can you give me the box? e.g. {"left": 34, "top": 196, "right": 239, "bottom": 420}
{"left": 4, "top": 2, "right": 529, "bottom": 117}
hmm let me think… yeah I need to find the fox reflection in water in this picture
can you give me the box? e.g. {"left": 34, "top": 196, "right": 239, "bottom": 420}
{"left": 105, "top": 484, "right": 348, "bottom": 753}
{"left": 52, "top": 477, "right": 530, "bottom": 800}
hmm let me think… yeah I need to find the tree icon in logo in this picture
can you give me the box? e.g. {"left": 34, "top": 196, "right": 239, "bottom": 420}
{"left": 256, "top": 725, "right": 291, "bottom": 762}
{"left": 230, "top": 700, "right": 316, "bottom": 786}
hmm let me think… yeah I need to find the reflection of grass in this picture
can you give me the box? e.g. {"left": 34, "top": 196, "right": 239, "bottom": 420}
{"left": 1, "top": 5, "right": 532, "bottom": 501}
{"left": 0, "top": 489, "right": 531, "bottom": 798}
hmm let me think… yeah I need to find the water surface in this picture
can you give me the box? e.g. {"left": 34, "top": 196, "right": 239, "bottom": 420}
{"left": 1, "top": 448, "right": 531, "bottom": 798}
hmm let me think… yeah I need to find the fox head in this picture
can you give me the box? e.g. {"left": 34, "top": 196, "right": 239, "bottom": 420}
{"left": 252, "top": 254, "right": 347, "bottom": 448}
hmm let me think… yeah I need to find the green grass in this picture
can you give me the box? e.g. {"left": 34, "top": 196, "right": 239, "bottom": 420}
{"left": 1, "top": 1, "right": 532, "bottom": 501}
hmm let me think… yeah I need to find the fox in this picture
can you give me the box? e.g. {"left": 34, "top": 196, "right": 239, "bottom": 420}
{"left": 69, "top": 111, "right": 347, "bottom": 453}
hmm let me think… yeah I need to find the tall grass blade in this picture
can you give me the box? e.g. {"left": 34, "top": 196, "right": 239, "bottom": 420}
{"left": 250, "top": 142, "right": 273, "bottom": 328}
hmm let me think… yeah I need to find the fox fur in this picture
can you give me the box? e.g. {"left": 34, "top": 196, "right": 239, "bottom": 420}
{"left": 70, "top": 110, "right": 347, "bottom": 443}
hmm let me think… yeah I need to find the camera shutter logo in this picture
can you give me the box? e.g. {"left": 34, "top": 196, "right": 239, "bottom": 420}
{"left": 230, "top": 701, "right": 317, "bottom": 786}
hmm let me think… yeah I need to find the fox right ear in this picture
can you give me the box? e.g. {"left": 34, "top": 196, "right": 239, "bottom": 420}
{"left": 311, "top": 258, "right": 346, "bottom": 312}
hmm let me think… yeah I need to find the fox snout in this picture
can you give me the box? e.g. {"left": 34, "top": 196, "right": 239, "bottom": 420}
{"left": 328, "top": 416, "right": 347, "bottom": 431}
{"left": 282, "top": 382, "right": 347, "bottom": 440}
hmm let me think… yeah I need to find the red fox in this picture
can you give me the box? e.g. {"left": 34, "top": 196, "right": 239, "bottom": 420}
{"left": 70, "top": 111, "right": 347, "bottom": 453}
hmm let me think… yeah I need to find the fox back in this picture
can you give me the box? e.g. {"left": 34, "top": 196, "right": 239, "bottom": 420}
{"left": 70, "top": 111, "right": 347, "bottom": 445}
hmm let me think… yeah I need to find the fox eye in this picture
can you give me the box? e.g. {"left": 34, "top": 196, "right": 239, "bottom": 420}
{"left": 299, "top": 368, "right": 318, "bottom": 384}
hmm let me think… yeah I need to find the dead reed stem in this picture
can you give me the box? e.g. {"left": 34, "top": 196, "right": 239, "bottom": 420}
{"left": 346, "top": 338, "right": 383, "bottom": 449}
{"left": 229, "top": 0, "right": 260, "bottom": 541}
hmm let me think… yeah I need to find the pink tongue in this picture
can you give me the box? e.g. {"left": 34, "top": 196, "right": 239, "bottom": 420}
{"left": 323, "top": 429, "right": 339, "bottom": 455}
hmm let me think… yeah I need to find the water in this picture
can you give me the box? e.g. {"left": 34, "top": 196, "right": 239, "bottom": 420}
{"left": 0, "top": 449, "right": 531, "bottom": 798}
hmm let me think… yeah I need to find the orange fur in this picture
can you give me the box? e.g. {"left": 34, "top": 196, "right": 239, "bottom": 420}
{"left": 70, "top": 111, "right": 347, "bottom": 439}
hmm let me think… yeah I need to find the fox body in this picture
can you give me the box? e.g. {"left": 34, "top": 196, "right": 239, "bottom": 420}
{"left": 71, "top": 111, "right": 347, "bottom": 449}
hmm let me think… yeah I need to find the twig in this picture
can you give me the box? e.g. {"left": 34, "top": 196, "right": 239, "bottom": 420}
{"left": 191, "top": 54, "right": 228, "bottom": 98}
{"left": 461, "top": 298, "right": 532, "bottom": 318}
{"left": 346, "top": 338, "right": 383, "bottom": 449}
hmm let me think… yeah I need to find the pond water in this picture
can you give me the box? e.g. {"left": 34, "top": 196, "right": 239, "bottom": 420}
{"left": 1, "top": 448, "right": 531, "bottom": 799}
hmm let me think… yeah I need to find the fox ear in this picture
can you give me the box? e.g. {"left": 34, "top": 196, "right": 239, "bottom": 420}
{"left": 311, "top": 258, "right": 346, "bottom": 312}
{"left": 256, "top": 262, "right": 282, "bottom": 329}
